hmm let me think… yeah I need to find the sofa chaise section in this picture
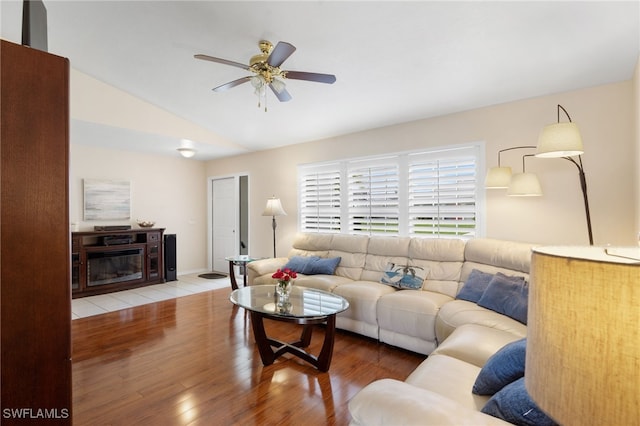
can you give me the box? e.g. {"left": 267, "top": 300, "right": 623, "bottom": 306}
{"left": 349, "top": 324, "right": 522, "bottom": 426}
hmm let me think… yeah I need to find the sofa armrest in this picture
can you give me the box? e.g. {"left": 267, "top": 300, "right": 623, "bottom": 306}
{"left": 348, "top": 379, "right": 510, "bottom": 426}
{"left": 246, "top": 257, "right": 289, "bottom": 285}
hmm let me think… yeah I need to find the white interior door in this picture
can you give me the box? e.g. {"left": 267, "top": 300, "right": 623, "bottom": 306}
{"left": 211, "top": 177, "right": 236, "bottom": 273}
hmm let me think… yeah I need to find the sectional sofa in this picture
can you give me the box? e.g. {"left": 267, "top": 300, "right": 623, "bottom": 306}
{"left": 247, "top": 233, "right": 544, "bottom": 425}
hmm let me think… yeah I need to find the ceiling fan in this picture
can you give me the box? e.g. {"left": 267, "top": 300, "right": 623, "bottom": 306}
{"left": 194, "top": 40, "right": 336, "bottom": 110}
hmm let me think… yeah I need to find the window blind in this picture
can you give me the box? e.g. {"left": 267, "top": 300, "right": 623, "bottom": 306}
{"left": 299, "top": 167, "right": 341, "bottom": 233}
{"left": 407, "top": 152, "right": 477, "bottom": 238}
{"left": 298, "top": 143, "right": 482, "bottom": 238}
{"left": 347, "top": 162, "right": 399, "bottom": 235}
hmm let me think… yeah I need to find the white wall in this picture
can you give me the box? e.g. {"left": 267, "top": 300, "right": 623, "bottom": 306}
{"left": 70, "top": 144, "right": 208, "bottom": 274}
{"left": 207, "top": 80, "right": 636, "bottom": 258}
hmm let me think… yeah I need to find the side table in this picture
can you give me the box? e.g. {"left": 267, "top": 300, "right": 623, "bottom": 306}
{"left": 225, "top": 255, "right": 265, "bottom": 290}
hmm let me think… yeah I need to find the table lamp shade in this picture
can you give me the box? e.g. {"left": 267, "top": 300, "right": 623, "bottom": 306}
{"left": 526, "top": 247, "right": 640, "bottom": 426}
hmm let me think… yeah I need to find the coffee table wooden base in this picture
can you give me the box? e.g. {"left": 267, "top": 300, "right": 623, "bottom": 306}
{"left": 249, "top": 311, "right": 337, "bottom": 372}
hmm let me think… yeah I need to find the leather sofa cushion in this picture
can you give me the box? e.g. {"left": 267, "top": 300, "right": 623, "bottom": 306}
{"left": 436, "top": 299, "right": 527, "bottom": 343}
{"left": 406, "top": 353, "right": 489, "bottom": 411}
{"left": 463, "top": 239, "right": 534, "bottom": 274}
{"left": 432, "top": 324, "right": 523, "bottom": 368}
{"left": 348, "top": 378, "right": 510, "bottom": 426}
{"left": 333, "top": 281, "right": 396, "bottom": 325}
{"left": 291, "top": 232, "right": 334, "bottom": 251}
{"left": 293, "top": 274, "right": 353, "bottom": 292}
{"left": 377, "top": 290, "right": 452, "bottom": 343}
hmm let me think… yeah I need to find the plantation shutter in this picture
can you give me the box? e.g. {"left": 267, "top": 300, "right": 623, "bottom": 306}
{"left": 347, "top": 160, "right": 399, "bottom": 235}
{"left": 408, "top": 149, "right": 477, "bottom": 238}
{"left": 298, "top": 143, "right": 482, "bottom": 238}
{"left": 299, "top": 166, "right": 342, "bottom": 233}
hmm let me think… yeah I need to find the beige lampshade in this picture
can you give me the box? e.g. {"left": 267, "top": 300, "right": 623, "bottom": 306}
{"left": 536, "top": 122, "right": 583, "bottom": 158}
{"left": 485, "top": 166, "right": 512, "bottom": 189}
{"left": 506, "top": 172, "right": 542, "bottom": 196}
{"left": 262, "top": 197, "right": 286, "bottom": 217}
{"left": 527, "top": 246, "right": 640, "bottom": 426}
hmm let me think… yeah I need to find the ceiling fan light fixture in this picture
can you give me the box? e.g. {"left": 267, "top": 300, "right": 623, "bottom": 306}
{"left": 177, "top": 147, "right": 196, "bottom": 158}
{"left": 250, "top": 75, "right": 265, "bottom": 89}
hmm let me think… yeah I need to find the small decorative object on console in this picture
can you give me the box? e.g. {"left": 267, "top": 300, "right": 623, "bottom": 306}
{"left": 137, "top": 220, "right": 155, "bottom": 228}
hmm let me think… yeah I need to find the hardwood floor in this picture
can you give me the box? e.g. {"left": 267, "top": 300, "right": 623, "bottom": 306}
{"left": 72, "top": 287, "right": 425, "bottom": 425}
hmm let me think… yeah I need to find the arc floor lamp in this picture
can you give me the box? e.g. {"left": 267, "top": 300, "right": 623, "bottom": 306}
{"left": 536, "top": 104, "right": 593, "bottom": 245}
{"left": 486, "top": 105, "right": 593, "bottom": 245}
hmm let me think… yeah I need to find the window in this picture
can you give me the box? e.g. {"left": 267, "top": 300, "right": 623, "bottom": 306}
{"left": 298, "top": 143, "right": 483, "bottom": 239}
{"left": 348, "top": 158, "right": 399, "bottom": 235}
{"left": 407, "top": 151, "right": 478, "bottom": 238}
{"left": 299, "top": 164, "right": 341, "bottom": 233}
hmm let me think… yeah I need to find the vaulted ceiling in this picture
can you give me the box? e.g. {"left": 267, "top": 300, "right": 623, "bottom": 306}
{"left": 1, "top": 1, "right": 638, "bottom": 160}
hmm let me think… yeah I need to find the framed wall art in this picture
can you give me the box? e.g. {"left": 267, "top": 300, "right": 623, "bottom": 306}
{"left": 83, "top": 179, "right": 131, "bottom": 220}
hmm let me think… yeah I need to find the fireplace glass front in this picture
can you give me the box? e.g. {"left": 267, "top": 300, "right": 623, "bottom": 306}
{"left": 87, "top": 248, "right": 144, "bottom": 287}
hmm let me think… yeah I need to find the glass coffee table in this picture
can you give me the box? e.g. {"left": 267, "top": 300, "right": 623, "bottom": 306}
{"left": 230, "top": 285, "right": 349, "bottom": 372}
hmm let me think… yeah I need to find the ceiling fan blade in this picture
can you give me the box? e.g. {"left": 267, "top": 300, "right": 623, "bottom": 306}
{"left": 270, "top": 84, "right": 292, "bottom": 102}
{"left": 213, "top": 76, "right": 252, "bottom": 92}
{"left": 284, "top": 71, "right": 336, "bottom": 84}
{"left": 194, "top": 54, "right": 250, "bottom": 71}
{"left": 267, "top": 41, "right": 296, "bottom": 67}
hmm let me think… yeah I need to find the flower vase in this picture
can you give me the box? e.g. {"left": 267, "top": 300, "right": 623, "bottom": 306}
{"left": 276, "top": 280, "right": 293, "bottom": 302}
{"left": 276, "top": 281, "right": 293, "bottom": 314}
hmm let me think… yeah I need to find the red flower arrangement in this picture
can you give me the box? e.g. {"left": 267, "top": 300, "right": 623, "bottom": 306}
{"left": 272, "top": 268, "right": 297, "bottom": 284}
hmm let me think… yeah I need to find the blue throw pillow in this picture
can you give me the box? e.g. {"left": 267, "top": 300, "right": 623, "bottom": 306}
{"left": 303, "top": 257, "right": 341, "bottom": 275}
{"left": 283, "top": 256, "right": 319, "bottom": 273}
{"left": 473, "top": 338, "right": 526, "bottom": 395}
{"left": 477, "top": 274, "right": 529, "bottom": 324}
{"left": 456, "top": 269, "right": 495, "bottom": 302}
{"left": 481, "top": 378, "right": 558, "bottom": 426}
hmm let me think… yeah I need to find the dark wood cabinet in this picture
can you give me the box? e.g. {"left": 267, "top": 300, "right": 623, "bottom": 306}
{"left": 72, "top": 228, "right": 165, "bottom": 298}
{"left": 1, "top": 40, "right": 72, "bottom": 423}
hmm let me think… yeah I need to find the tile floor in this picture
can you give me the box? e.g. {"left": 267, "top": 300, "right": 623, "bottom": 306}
{"left": 71, "top": 272, "right": 234, "bottom": 320}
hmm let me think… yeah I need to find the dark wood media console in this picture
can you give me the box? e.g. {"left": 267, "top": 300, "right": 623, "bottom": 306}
{"left": 72, "top": 228, "right": 165, "bottom": 298}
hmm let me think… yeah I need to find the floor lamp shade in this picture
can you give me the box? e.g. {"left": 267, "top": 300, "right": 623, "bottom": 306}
{"left": 526, "top": 246, "right": 640, "bottom": 426}
{"left": 485, "top": 166, "right": 512, "bottom": 188}
{"left": 262, "top": 197, "right": 286, "bottom": 217}
{"left": 536, "top": 122, "right": 583, "bottom": 158}
{"left": 506, "top": 172, "right": 542, "bottom": 196}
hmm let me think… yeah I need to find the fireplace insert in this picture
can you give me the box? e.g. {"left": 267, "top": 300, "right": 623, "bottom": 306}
{"left": 87, "top": 248, "right": 144, "bottom": 287}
